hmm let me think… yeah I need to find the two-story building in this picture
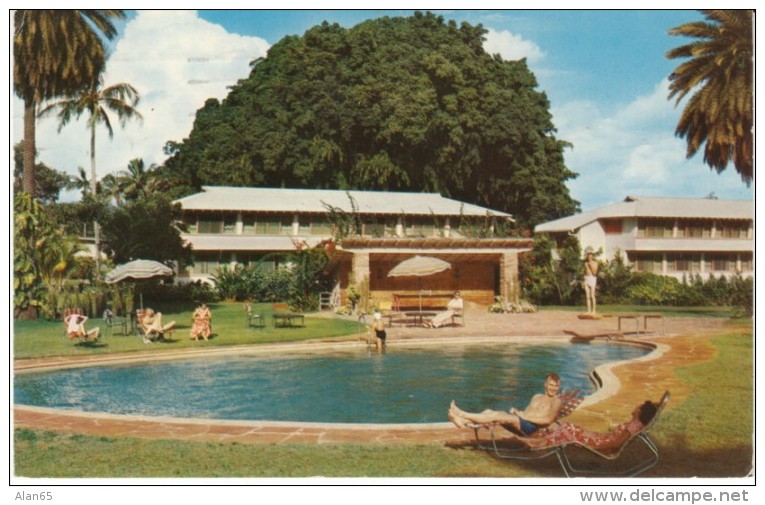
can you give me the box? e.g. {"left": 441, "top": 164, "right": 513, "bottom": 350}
{"left": 534, "top": 196, "right": 753, "bottom": 280}
{"left": 174, "top": 186, "right": 533, "bottom": 306}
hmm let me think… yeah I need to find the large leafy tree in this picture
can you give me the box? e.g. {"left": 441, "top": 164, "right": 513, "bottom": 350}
{"left": 13, "top": 10, "right": 125, "bottom": 196}
{"left": 163, "top": 12, "right": 578, "bottom": 229}
{"left": 39, "top": 78, "right": 142, "bottom": 276}
{"left": 666, "top": 10, "right": 753, "bottom": 185}
{"left": 99, "top": 194, "right": 192, "bottom": 267}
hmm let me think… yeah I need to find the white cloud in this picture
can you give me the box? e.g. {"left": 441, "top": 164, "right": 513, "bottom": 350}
{"left": 12, "top": 10, "right": 270, "bottom": 200}
{"left": 553, "top": 79, "right": 752, "bottom": 209}
{"left": 483, "top": 28, "right": 545, "bottom": 63}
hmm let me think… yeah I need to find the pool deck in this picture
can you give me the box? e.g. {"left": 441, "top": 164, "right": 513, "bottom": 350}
{"left": 14, "top": 309, "right": 726, "bottom": 446}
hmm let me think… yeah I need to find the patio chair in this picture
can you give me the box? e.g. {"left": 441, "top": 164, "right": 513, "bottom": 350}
{"left": 469, "top": 388, "right": 585, "bottom": 442}
{"left": 136, "top": 309, "right": 176, "bottom": 343}
{"left": 63, "top": 309, "right": 100, "bottom": 344}
{"left": 244, "top": 303, "right": 265, "bottom": 329}
{"left": 102, "top": 308, "right": 128, "bottom": 336}
{"left": 479, "top": 391, "right": 671, "bottom": 478}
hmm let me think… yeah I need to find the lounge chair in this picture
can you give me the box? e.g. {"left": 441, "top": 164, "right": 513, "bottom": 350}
{"left": 63, "top": 309, "right": 100, "bottom": 344}
{"left": 136, "top": 309, "right": 176, "bottom": 343}
{"left": 480, "top": 391, "right": 671, "bottom": 478}
{"left": 468, "top": 387, "right": 585, "bottom": 442}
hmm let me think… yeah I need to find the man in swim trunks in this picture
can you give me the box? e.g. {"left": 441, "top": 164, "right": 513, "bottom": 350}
{"left": 448, "top": 373, "right": 563, "bottom": 435}
{"left": 583, "top": 249, "right": 599, "bottom": 314}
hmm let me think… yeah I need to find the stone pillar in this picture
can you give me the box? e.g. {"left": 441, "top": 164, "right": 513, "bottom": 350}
{"left": 351, "top": 251, "right": 371, "bottom": 312}
{"left": 500, "top": 252, "right": 520, "bottom": 303}
{"left": 444, "top": 217, "right": 451, "bottom": 238}
{"left": 236, "top": 213, "right": 243, "bottom": 235}
{"left": 396, "top": 216, "right": 404, "bottom": 237}
{"left": 292, "top": 213, "right": 300, "bottom": 236}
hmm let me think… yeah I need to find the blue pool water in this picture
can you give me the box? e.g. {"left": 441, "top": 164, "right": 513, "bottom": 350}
{"left": 14, "top": 343, "right": 649, "bottom": 423}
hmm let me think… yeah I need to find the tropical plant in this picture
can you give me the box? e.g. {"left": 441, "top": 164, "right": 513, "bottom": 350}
{"left": 666, "top": 10, "right": 753, "bottom": 185}
{"left": 39, "top": 77, "right": 142, "bottom": 276}
{"left": 13, "top": 10, "right": 124, "bottom": 196}
{"left": 14, "top": 193, "right": 83, "bottom": 319}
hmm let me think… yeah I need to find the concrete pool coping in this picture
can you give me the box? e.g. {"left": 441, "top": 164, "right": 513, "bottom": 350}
{"left": 13, "top": 312, "right": 724, "bottom": 445}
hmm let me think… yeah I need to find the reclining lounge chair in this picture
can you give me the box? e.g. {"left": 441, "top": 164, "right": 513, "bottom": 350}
{"left": 469, "top": 388, "right": 585, "bottom": 442}
{"left": 481, "top": 391, "right": 671, "bottom": 478}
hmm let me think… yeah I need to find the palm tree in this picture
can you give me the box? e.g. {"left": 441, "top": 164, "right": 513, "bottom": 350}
{"left": 39, "top": 78, "right": 142, "bottom": 277}
{"left": 666, "top": 10, "right": 753, "bottom": 185}
{"left": 13, "top": 10, "right": 125, "bottom": 197}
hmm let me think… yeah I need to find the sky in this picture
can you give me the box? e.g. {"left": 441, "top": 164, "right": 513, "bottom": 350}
{"left": 10, "top": 8, "right": 755, "bottom": 212}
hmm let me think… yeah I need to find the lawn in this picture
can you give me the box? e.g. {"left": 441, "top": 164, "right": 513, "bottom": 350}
{"left": 13, "top": 312, "right": 752, "bottom": 478}
{"left": 13, "top": 302, "right": 362, "bottom": 359}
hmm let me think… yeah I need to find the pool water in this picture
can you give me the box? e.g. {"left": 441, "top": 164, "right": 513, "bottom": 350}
{"left": 14, "top": 343, "right": 648, "bottom": 424}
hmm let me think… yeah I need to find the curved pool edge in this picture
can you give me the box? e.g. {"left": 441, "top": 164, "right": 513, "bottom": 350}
{"left": 14, "top": 335, "right": 668, "bottom": 445}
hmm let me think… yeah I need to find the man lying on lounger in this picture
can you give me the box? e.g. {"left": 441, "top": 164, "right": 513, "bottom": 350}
{"left": 449, "top": 372, "right": 563, "bottom": 435}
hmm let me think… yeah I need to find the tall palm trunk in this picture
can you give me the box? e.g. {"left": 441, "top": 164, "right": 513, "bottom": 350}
{"left": 23, "top": 99, "right": 36, "bottom": 196}
{"left": 90, "top": 123, "right": 102, "bottom": 279}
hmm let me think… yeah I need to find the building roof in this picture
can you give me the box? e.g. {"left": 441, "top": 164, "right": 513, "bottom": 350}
{"left": 175, "top": 186, "right": 512, "bottom": 218}
{"left": 535, "top": 196, "right": 753, "bottom": 233}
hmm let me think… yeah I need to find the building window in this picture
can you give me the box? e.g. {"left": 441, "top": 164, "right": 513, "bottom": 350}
{"left": 631, "top": 253, "right": 663, "bottom": 273}
{"left": 740, "top": 252, "right": 753, "bottom": 272}
{"left": 708, "top": 253, "right": 737, "bottom": 273}
{"left": 602, "top": 219, "right": 622, "bottom": 234}
{"left": 716, "top": 220, "right": 750, "bottom": 239}
{"left": 309, "top": 218, "right": 332, "bottom": 236}
{"left": 676, "top": 220, "right": 712, "bottom": 238}
{"left": 197, "top": 214, "right": 224, "bottom": 234}
{"left": 192, "top": 252, "right": 230, "bottom": 275}
{"left": 406, "top": 217, "right": 439, "bottom": 238}
{"left": 637, "top": 219, "right": 674, "bottom": 238}
{"left": 361, "top": 217, "right": 394, "bottom": 237}
{"left": 667, "top": 253, "right": 701, "bottom": 273}
{"left": 242, "top": 214, "right": 292, "bottom": 235}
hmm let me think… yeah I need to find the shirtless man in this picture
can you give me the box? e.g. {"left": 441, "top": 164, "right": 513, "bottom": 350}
{"left": 448, "top": 373, "right": 562, "bottom": 435}
{"left": 583, "top": 250, "right": 599, "bottom": 314}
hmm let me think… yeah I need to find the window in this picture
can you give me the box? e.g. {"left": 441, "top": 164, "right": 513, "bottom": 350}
{"left": 631, "top": 253, "right": 663, "bottom": 273}
{"left": 716, "top": 220, "right": 750, "bottom": 239}
{"left": 667, "top": 253, "right": 701, "bottom": 273}
{"left": 676, "top": 220, "right": 711, "bottom": 238}
{"left": 740, "top": 253, "right": 753, "bottom": 272}
{"left": 637, "top": 219, "right": 673, "bottom": 238}
{"left": 406, "top": 217, "right": 439, "bottom": 238}
{"left": 192, "top": 252, "right": 230, "bottom": 275}
{"left": 309, "top": 218, "right": 333, "bottom": 236}
{"left": 708, "top": 254, "right": 737, "bottom": 273}
{"left": 242, "top": 214, "right": 293, "bottom": 235}
{"left": 602, "top": 219, "right": 622, "bottom": 234}
{"left": 197, "top": 214, "right": 224, "bottom": 234}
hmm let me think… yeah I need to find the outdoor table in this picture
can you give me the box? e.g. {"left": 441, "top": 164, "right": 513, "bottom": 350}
{"left": 404, "top": 311, "right": 437, "bottom": 326}
{"left": 273, "top": 313, "right": 305, "bottom": 328}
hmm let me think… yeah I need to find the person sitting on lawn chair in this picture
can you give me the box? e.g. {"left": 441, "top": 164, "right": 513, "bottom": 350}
{"left": 448, "top": 372, "right": 562, "bottom": 435}
{"left": 504, "top": 399, "right": 659, "bottom": 451}
{"left": 65, "top": 312, "right": 100, "bottom": 341}
{"left": 424, "top": 291, "right": 464, "bottom": 328}
{"left": 140, "top": 308, "right": 176, "bottom": 341}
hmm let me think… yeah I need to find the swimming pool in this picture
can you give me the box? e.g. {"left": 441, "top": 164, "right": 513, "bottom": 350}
{"left": 14, "top": 342, "right": 649, "bottom": 424}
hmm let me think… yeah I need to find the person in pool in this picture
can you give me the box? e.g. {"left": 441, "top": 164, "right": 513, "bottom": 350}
{"left": 369, "top": 311, "right": 387, "bottom": 350}
{"left": 448, "top": 372, "right": 562, "bottom": 435}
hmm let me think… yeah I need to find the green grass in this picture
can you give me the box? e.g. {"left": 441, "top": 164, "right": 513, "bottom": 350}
{"left": 13, "top": 320, "right": 753, "bottom": 478}
{"left": 13, "top": 302, "right": 363, "bottom": 359}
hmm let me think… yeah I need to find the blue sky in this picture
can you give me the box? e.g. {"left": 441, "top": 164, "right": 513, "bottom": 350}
{"left": 12, "top": 8, "right": 754, "bottom": 211}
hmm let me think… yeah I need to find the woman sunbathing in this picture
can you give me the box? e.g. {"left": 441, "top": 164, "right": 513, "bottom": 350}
{"left": 506, "top": 400, "right": 659, "bottom": 451}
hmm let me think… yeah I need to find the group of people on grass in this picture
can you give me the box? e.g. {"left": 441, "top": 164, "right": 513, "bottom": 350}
{"left": 65, "top": 304, "right": 211, "bottom": 344}
{"left": 448, "top": 372, "right": 659, "bottom": 451}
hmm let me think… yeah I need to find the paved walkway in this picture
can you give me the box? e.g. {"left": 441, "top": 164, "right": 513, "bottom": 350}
{"left": 14, "top": 308, "right": 727, "bottom": 445}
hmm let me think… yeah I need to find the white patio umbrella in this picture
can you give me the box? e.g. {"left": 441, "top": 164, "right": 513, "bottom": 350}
{"left": 387, "top": 255, "right": 451, "bottom": 311}
{"left": 104, "top": 259, "right": 174, "bottom": 309}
